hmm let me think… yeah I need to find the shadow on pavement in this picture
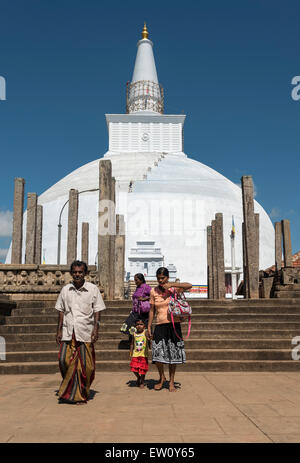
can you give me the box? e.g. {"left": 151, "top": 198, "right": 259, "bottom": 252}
{"left": 126, "top": 379, "right": 181, "bottom": 390}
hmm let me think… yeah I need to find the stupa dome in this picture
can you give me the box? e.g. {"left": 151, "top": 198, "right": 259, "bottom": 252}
{"left": 6, "top": 24, "right": 274, "bottom": 291}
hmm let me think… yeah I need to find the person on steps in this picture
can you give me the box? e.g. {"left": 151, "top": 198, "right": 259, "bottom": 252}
{"left": 147, "top": 267, "right": 192, "bottom": 392}
{"left": 120, "top": 273, "right": 151, "bottom": 336}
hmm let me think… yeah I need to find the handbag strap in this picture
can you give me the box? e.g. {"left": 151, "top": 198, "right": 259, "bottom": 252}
{"left": 170, "top": 312, "right": 191, "bottom": 340}
{"left": 171, "top": 288, "right": 187, "bottom": 302}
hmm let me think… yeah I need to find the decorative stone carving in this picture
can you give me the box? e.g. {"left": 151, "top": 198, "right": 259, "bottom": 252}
{"left": 281, "top": 268, "right": 300, "bottom": 285}
{"left": 0, "top": 265, "right": 101, "bottom": 293}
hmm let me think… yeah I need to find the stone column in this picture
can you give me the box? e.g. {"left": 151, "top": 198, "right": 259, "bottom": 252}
{"left": 211, "top": 220, "right": 218, "bottom": 299}
{"left": 206, "top": 225, "right": 213, "bottom": 299}
{"left": 275, "top": 221, "right": 282, "bottom": 271}
{"left": 255, "top": 213, "right": 260, "bottom": 274}
{"left": 35, "top": 205, "right": 43, "bottom": 264}
{"left": 81, "top": 222, "right": 89, "bottom": 264}
{"left": 281, "top": 219, "right": 292, "bottom": 267}
{"left": 25, "top": 193, "right": 37, "bottom": 264}
{"left": 242, "top": 222, "right": 248, "bottom": 298}
{"left": 98, "top": 160, "right": 115, "bottom": 299}
{"left": 11, "top": 177, "right": 25, "bottom": 264}
{"left": 241, "top": 176, "right": 259, "bottom": 298}
{"left": 215, "top": 213, "right": 225, "bottom": 299}
{"left": 109, "top": 177, "right": 116, "bottom": 299}
{"left": 114, "top": 214, "right": 125, "bottom": 300}
{"left": 67, "top": 189, "right": 78, "bottom": 265}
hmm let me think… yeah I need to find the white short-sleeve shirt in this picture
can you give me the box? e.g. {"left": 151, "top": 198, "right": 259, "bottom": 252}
{"left": 55, "top": 281, "right": 106, "bottom": 342}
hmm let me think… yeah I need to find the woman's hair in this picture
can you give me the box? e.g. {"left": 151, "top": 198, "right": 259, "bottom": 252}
{"left": 156, "top": 267, "right": 169, "bottom": 278}
{"left": 134, "top": 273, "right": 146, "bottom": 284}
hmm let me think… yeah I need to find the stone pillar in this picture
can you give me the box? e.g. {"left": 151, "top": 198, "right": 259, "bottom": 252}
{"left": 281, "top": 219, "right": 292, "bottom": 267}
{"left": 114, "top": 215, "right": 125, "bottom": 300}
{"left": 98, "top": 160, "right": 115, "bottom": 299}
{"left": 67, "top": 189, "right": 78, "bottom": 265}
{"left": 215, "top": 213, "right": 225, "bottom": 299}
{"left": 275, "top": 221, "right": 282, "bottom": 271}
{"left": 206, "top": 226, "right": 213, "bottom": 299}
{"left": 81, "top": 222, "right": 89, "bottom": 264}
{"left": 35, "top": 205, "right": 43, "bottom": 264}
{"left": 255, "top": 213, "right": 260, "bottom": 274}
{"left": 241, "top": 176, "right": 259, "bottom": 298}
{"left": 25, "top": 193, "right": 37, "bottom": 264}
{"left": 11, "top": 177, "right": 25, "bottom": 264}
{"left": 109, "top": 177, "right": 116, "bottom": 299}
{"left": 242, "top": 222, "right": 248, "bottom": 298}
{"left": 211, "top": 220, "right": 218, "bottom": 299}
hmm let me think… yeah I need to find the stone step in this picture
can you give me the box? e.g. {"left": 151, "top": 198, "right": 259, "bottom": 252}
{"left": 1, "top": 321, "right": 300, "bottom": 334}
{"left": 1, "top": 359, "right": 300, "bottom": 374}
{"left": 9, "top": 312, "right": 300, "bottom": 324}
{"left": 14, "top": 298, "right": 300, "bottom": 309}
{"left": 5, "top": 313, "right": 300, "bottom": 325}
{"left": 1, "top": 349, "right": 298, "bottom": 363}
{"left": 274, "top": 292, "right": 300, "bottom": 298}
{"left": 105, "top": 299, "right": 300, "bottom": 307}
{"left": 1, "top": 329, "right": 299, "bottom": 342}
{"left": 10, "top": 305, "right": 300, "bottom": 316}
{"left": 4, "top": 338, "right": 296, "bottom": 352}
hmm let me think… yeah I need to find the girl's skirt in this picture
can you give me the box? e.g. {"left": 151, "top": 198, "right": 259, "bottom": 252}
{"left": 130, "top": 356, "right": 149, "bottom": 375}
{"left": 152, "top": 323, "right": 186, "bottom": 365}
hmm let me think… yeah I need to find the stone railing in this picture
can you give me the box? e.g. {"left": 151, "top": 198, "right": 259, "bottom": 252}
{"left": 260, "top": 267, "right": 300, "bottom": 298}
{"left": 0, "top": 265, "right": 100, "bottom": 294}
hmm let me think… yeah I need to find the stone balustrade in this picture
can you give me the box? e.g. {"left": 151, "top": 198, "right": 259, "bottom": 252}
{"left": 0, "top": 265, "right": 100, "bottom": 294}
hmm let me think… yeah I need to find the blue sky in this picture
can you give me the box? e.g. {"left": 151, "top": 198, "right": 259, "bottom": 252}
{"left": 0, "top": 0, "right": 299, "bottom": 262}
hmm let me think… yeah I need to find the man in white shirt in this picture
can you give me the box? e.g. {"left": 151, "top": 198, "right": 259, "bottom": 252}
{"left": 55, "top": 260, "right": 106, "bottom": 404}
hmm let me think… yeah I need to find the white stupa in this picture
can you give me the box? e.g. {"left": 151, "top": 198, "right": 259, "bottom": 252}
{"left": 8, "top": 24, "right": 275, "bottom": 292}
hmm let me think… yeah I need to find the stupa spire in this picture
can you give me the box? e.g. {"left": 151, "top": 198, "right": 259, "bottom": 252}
{"left": 126, "top": 24, "right": 164, "bottom": 114}
{"left": 142, "top": 22, "right": 149, "bottom": 40}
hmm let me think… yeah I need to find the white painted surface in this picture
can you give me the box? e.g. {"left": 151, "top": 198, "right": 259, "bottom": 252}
{"left": 132, "top": 39, "right": 158, "bottom": 84}
{"left": 6, "top": 149, "right": 274, "bottom": 286}
{"left": 108, "top": 121, "right": 182, "bottom": 153}
{"left": 5, "top": 31, "right": 275, "bottom": 286}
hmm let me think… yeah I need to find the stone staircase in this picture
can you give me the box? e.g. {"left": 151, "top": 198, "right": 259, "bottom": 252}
{"left": 1, "top": 299, "right": 300, "bottom": 373}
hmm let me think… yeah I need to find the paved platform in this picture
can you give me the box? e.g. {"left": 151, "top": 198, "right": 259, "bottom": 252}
{"left": 1, "top": 372, "right": 300, "bottom": 443}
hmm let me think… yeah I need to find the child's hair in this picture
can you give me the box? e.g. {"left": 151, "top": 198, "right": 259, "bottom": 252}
{"left": 156, "top": 267, "right": 169, "bottom": 278}
{"left": 135, "top": 318, "right": 145, "bottom": 326}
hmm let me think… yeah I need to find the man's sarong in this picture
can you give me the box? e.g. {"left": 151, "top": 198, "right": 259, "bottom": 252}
{"left": 58, "top": 332, "right": 95, "bottom": 403}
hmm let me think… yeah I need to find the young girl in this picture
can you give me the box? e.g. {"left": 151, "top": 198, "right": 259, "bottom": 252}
{"left": 130, "top": 319, "right": 149, "bottom": 388}
{"left": 120, "top": 273, "right": 151, "bottom": 336}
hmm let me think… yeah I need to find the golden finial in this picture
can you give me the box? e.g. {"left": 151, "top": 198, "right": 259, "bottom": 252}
{"left": 142, "top": 22, "right": 149, "bottom": 40}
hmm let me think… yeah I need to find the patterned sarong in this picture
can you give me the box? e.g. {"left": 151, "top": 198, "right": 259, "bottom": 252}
{"left": 58, "top": 332, "right": 95, "bottom": 403}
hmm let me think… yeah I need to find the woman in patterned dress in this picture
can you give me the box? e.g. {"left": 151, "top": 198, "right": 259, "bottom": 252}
{"left": 147, "top": 267, "right": 192, "bottom": 392}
